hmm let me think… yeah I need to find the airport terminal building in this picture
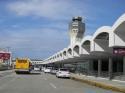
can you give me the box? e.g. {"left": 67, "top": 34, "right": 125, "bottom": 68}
{"left": 42, "top": 13, "right": 125, "bottom": 81}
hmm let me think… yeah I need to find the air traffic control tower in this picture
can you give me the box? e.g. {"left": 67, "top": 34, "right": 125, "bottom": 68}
{"left": 69, "top": 17, "right": 85, "bottom": 46}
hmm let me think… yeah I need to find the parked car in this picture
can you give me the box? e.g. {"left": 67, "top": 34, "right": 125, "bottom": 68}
{"left": 56, "top": 68, "right": 70, "bottom": 78}
{"left": 44, "top": 67, "right": 51, "bottom": 73}
{"left": 50, "top": 68, "right": 58, "bottom": 74}
{"left": 34, "top": 67, "right": 40, "bottom": 71}
{"left": 41, "top": 67, "right": 45, "bottom": 72}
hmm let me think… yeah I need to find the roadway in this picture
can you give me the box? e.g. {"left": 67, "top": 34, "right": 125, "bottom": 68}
{"left": 0, "top": 71, "right": 121, "bottom": 93}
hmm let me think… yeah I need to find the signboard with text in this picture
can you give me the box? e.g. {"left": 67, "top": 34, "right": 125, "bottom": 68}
{"left": 113, "top": 48, "right": 125, "bottom": 55}
{"left": 0, "top": 53, "right": 10, "bottom": 60}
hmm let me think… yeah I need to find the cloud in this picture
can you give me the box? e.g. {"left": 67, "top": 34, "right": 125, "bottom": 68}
{"left": 7, "top": 0, "right": 88, "bottom": 20}
{"left": 10, "top": 24, "right": 20, "bottom": 28}
{"left": 0, "top": 28, "right": 69, "bottom": 58}
{"left": 5, "top": 0, "right": 94, "bottom": 58}
{"left": 5, "top": 0, "right": 109, "bottom": 59}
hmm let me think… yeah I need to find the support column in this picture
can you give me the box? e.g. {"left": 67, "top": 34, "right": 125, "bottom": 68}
{"left": 58, "top": 63, "right": 64, "bottom": 68}
{"left": 60, "top": 63, "right": 62, "bottom": 68}
{"left": 58, "top": 63, "right": 61, "bottom": 68}
{"left": 98, "top": 59, "right": 102, "bottom": 77}
{"left": 61, "top": 63, "right": 64, "bottom": 68}
{"left": 123, "top": 56, "right": 125, "bottom": 75}
{"left": 109, "top": 57, "right": 113, "bottom": 80}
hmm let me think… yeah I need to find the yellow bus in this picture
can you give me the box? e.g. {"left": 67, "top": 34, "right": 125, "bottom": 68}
{"left": 15, "top": 58, "right": 32, "bottom": 74}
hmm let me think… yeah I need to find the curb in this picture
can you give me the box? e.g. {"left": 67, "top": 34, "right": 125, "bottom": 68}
{"left": 71, "top": 76, "right": 125, "bottom": 93}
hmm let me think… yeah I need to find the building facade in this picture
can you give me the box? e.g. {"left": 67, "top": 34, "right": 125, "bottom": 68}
{"left": 41, "top": 13, "right": 125, "bottom": 81}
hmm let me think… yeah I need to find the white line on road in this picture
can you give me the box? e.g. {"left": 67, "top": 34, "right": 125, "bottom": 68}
{"left": 49, "top": 83, "right": 57, "bottom": 89}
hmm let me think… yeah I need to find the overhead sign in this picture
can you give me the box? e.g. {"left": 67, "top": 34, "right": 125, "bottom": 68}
{"left": 113, "top": 48, "right": 125, "bottom": 55}
{"left": 0, "top": 53, "right": 10, "bottom": 60}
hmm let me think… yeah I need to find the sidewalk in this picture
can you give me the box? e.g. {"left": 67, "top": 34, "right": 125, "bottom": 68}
{"left": 71, "top": 73, "right": 125, "bottom": 93}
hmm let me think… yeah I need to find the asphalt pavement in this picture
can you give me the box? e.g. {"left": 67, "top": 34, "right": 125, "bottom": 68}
{"left": 0, "top": 71, "right": 121, "bottom": 93}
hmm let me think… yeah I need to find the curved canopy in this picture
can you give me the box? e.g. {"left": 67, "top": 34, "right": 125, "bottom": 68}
{"left": 112, "top": 13, "right": 125, "bottom": 32}
{"left": 92, "top": 26, "right": 111, "bottom": 40}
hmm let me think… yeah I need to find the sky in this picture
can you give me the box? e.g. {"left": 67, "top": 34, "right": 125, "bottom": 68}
{"left": 0, "top": 0, "right": 125, "bottom": 59}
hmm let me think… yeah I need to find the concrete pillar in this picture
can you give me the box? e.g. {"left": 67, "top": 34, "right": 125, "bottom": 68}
{"left": 123, "top": 56, "right": 125, "bottom": 75}
{"left": 60, "top": 64, "right": 62, "bottom": 68}
{"left": 62, "top": 63, "right": 64, "bottom": 68}
{"left": 98, "top": 59, "right": 102, "bottom": 77}
{"left": 58, "top": 63, "right": 64, "bottom": 68}
{"left": 108, "top": 57, "right": 113, "bottom": 80}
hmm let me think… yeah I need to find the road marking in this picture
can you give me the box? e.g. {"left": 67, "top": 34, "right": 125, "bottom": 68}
{"left": 0, "top": 77, "right": 16, "bottom": 90}
{"left": 49, "top": 83, "right": 57, "bottom": 89}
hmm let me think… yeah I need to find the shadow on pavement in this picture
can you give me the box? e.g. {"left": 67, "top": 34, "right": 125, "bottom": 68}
{"left": 30, "top": 73, "right": 41, "bottom": 75}
{"left": 16, "top": 72, "right": 41, "bottom": 75}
